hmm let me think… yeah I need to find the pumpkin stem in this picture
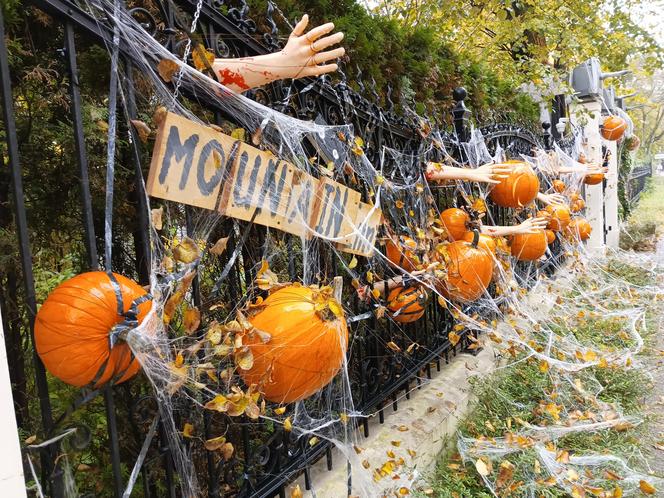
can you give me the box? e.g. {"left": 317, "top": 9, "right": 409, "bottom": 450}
{"left": 470, "top": 229, "right": 480, "bottom": 248}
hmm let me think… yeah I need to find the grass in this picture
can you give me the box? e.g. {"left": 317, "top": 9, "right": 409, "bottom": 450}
{"left": 620, "top": 176, "right": 664, "bottom": 252}
{"left": 424, "top": 298, "right": 656, "bottom": 497}
{"left": 422, "top": 180, "right": 664, "bottom": 497}
{"left": 547, "top": 314, "right": 638, "bottom": 351}
{"left": 604, "top": 259, "right": 656, "bottom": 287}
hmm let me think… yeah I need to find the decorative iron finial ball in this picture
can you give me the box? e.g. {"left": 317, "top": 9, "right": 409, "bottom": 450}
{"left": 453, "top": 87, "right": 467, "bottom": 102}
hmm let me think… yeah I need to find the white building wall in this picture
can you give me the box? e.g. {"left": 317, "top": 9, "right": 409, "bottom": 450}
{"left": 0, "top": 307, "right": 27, "bottom": 497}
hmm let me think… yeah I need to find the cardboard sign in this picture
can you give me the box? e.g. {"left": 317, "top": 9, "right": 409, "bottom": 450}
{"left": 217, "top": 146, "right": 331, "bottom": 238}
{"left": 309, "top": 177, "right": 361, "bottom": 245}
{"left": 147, "top": 111, "right": 381, "bottom": 256}
{"left": 338, "top": 202, "right": 382, "bottom": 257}
{"left": 147, "top": 112, "right": 239, "bottom": 210}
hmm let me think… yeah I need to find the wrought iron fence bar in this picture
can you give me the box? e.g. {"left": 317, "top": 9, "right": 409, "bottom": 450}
{"left": 4, "top": 0, "right": 575, "bottom": 496}
{"left": 63, "top": 20, "right": 99, "bottom": 269}
{"left": 123, "top": 59, "right": 152, "bottom": 283}
{"left": 0, "top": 6, "right": 62, "bottom": 496}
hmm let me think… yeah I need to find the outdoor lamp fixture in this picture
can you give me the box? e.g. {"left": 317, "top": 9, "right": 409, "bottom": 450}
{"left": 569, "top": 58, "right": 631, "bottom": 101}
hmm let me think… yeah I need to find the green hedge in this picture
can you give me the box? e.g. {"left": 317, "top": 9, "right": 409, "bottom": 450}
{"left": 248, "top": 0, "right": 539, "bottom": 126}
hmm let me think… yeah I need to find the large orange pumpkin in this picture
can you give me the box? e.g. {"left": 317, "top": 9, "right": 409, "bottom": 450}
{"left": 546, "top": 204, "right": 571, "bottom": 231}
{"left": 387, "top": 286, "right": 429, "bottom": 324}
{"left": 440, "top": 208, "right": 470, "bottom": 241}
{"left": 240, "top": 285, "right": 348, "bottom": 404}
{"left": 601, "top": 115, "right": 627, "bottom": 141}
{"left": 462, "top": 231, "right": 496, "bottom": 255}
{"left": 35, "top": 272, "right": 151, "bottom": 388}
{"left": 552, "top": 180, "right": 566, "bottom": 193}
{"left": 510, "top": 231, "right": 548, "bottom": 261}
{"left": 385, "top": 236, "right": 419, "bottom": 272}
{"left": 489, "top": 161, "right": 540, "bottom": 208}
{"left": 567, "top": 218, "right": 592, "bottom": 241}
{"left": 584, "top": 173, "right": 604, "bottom": 185}
{"left": 440, "top": 232, "right": 494, "bottom": 303}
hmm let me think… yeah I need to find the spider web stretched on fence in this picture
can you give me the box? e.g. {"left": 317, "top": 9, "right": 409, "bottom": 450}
{"left": 39, "top": 1, "right": 662, "bottom": 496}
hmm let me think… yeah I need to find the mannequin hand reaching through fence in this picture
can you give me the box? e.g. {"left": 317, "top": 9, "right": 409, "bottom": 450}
{"left": 212, "top": 14, "right": 344, "bottom": 92}
{"left": 356, "top": 263, "right": 438, "bottom": 302}
{"left": 537, "top": 192, "right": 566, "bottom": 206}
{"left": 556, "top": 161, "right": 609, "bottom": 175}
{"left": 512, "top": 216, "right": 549, "bottom": 234}
{"left": 425, "top": 162, "right": 511, "bottom": 184}
{"left": 481, "top": 216, "right": 548, "bottom": 236}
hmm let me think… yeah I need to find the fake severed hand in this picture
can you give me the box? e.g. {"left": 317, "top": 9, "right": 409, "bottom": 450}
{"left": 212, "top": 14, "right": 344, "bottom": 93}
{"left": 537, "top": 192, "right": 566, "bottom": 206}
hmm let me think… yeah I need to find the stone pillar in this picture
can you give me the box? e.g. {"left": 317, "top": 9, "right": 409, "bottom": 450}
{"left": 603, "top": 139, "right": 619, "bottom": 248}
{"left": 0, "top": 306, "right": 27, "bottom": 497}
{"left": 571, "top": 100, "right": 605, "bottom": 252}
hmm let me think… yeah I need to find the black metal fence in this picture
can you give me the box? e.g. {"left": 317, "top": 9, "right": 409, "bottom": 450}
{"left": 628, "top": 163, "right": 652, "bottom": 206}
{"left": 0, "top": 1, "right": 572, "bottom": 497}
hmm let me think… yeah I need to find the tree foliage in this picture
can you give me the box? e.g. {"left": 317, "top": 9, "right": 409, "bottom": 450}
{"left": 625, "top": 65, "right": 664, "bottom": 158}
{"left": 249, "top": 0, "right": 540, "bottom": 124}
{"left": 377, "top": 0, "right": 663, "bottom": 98}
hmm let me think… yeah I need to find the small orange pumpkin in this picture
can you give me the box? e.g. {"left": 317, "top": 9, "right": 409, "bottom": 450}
{"left": 567, "top": 218, "right": 592, "bottom": 241}
{"left": 385, "top": 235, "right": 419, "bottom": 272}
{"left": 546, "top": 204, "right": 571, "bottom": 231}
{"left": 489, "top": 161, "right": 540, "bottom": 208}
{"left": 545, "top": 229, "right": 556, "bottom": 245}
{"left": 552, "top": 180, "right": 566, "bottom": 193}
{"left": 439, "top": 231, "right": 494, "bottom": 303}
{"left": 510, "top": 231, "right": 548, "bottom": 261}
{"left": 584, "top": 173, "right": 604, "bottom": 185}
{"left": 626, "top": 135, "right": 640, "bottom": 151}
{"left": 462, "top": 231, "right": 496, "bottom": 255}
{"left": 601, "top": 115, "right": 627, "bottom": 141}
{"left": 240, "top": 285, "right": 348, "bottom": 404}
{"left": 570, "top": 198, "right": 586, "bottom": 212}
{"left": 35, "top": 272, "right": 151, "bottom": 388}
{"left": 440, "top": 208, "right": 470, "bottom": 241}
{"left": 537, "top": 210, "right": 551, "bottom": 220}
{"left": 387, "top": 286, "right": 429, "bottom": 324}
{"left": 569, "top": 192, "right": 582, "bottom": 202}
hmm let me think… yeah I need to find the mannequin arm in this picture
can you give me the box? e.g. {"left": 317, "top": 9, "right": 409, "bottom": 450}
{"left": 212, "top": 15, "right": 344, "bottom": 92}
{"left": 357, "top": 265, "right": 437, "bottom": 302}
{"left": 537, "top": 192, "right": 566, "bottom": 206}
{"left": 425, "top": 162, "right": 511, "bottom": 184}
{"left": 481, "top": 216, "right": 548, "bottom": 237}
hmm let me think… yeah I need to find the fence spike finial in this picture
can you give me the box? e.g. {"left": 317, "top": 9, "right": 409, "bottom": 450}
{"left": 452, "top": 86, "right": 470, "bottom": 143}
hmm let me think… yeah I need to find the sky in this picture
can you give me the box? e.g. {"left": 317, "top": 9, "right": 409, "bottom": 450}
{"left": 630, "top": 0, "right": 664, "bottom": 46}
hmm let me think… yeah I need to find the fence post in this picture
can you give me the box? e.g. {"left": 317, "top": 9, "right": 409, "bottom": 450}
{"left": 542, "top": 122, "right": 552, "bottom": 151}
{"left": 0, "top": 306, "right": 28, "bottom": 498}
{"left": 570, "top": 99, "right": 605, "bottom": 252}
{"left": 452, "top": 87, "right": 470, "bottom": 143}
{"left": 603, "top": 139, "right": 619, "bottom": 248}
